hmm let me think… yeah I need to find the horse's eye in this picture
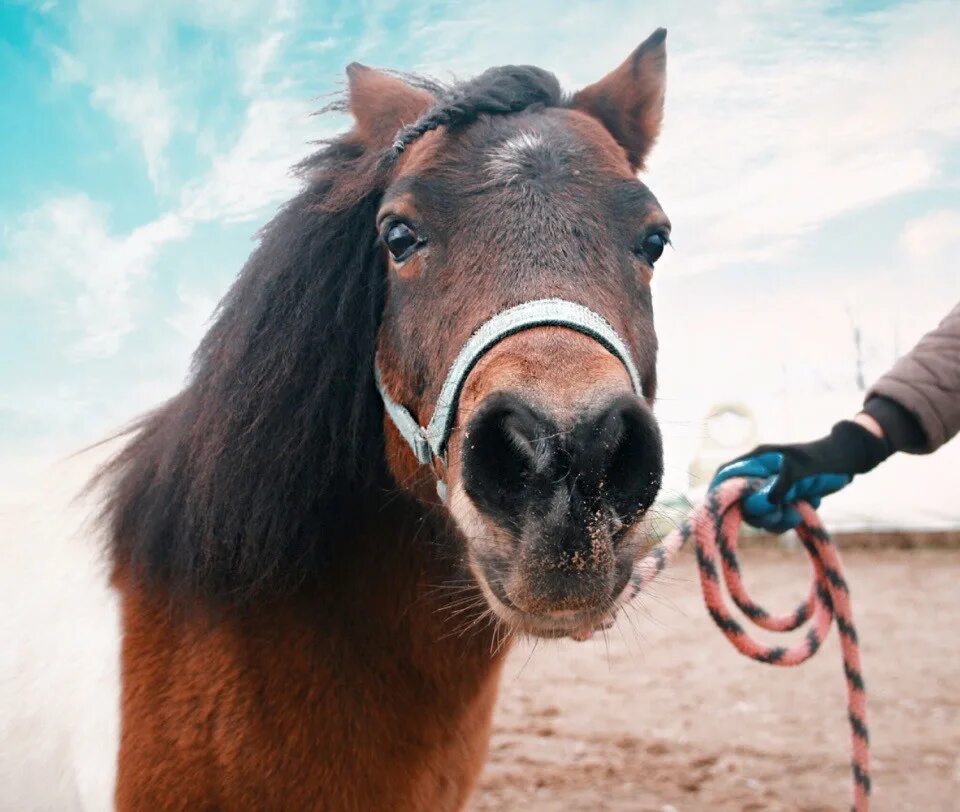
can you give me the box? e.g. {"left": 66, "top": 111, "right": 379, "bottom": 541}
{"left": 383, "top": 222, "right": 422, "bottom": 262}
{"left": 636, "top": 232, "right": 667, "bottom": 264}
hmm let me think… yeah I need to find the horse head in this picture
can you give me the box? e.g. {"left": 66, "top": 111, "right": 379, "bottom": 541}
{"left": 360, "top": 31, "right": 669, "bottom": 638}
{"left": 102, "top": 30, "right": 669, "bottom": 644}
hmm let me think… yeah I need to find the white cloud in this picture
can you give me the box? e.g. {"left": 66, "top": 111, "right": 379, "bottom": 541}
{"left": 1, "top": 90, "right": 319, "bottom": 358}
{"left": 49, "top": 0, "right": 298, "bottom": 192}
{"left": 899, "top": 209, "right": 960, "bottom": 265}
{"left": 640, "top": 3, "right": 960, "bottom": 275}
{"left": 49, "top": 45, "right": 85, "bottom": 84}
{"left": 166, "top": 284, "right": 217, "bottom": 349}
{"left": 307, "top": 37, "right": 337, "bottom": 52}
{"left": 179, "top": 97, "right": 320, "bottom": 224}
{"left": 89, "top": 77, "right": 178, "bottom": 189}
{"left": 240, "top": 31, "right": 286, "bottom": 96}
{"left": 73, "top": 0, "right": 281, "bottom": 28}
{"left": 237, "top": 2, "right": 303, "bottom": 95}
{"left": 7, "top": 0, "right": 321, "bottom": 366}
{"left": 1, "top": 195, "right": 189, "bottom": 358}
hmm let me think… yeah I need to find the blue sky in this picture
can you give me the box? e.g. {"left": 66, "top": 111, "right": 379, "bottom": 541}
{"left": 1, "top": 0, "right": 959, "bottom": 508}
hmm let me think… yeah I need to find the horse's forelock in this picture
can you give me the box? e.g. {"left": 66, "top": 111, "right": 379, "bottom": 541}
{"left": 385, "top": 65, "right": 565, "bottom": 164}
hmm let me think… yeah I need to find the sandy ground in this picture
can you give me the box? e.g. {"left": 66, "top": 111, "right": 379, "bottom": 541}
{"left": 470, "top": 548, "right": 960, "bottom": 812}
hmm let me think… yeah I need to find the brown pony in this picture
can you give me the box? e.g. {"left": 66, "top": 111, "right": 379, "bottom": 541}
{"left": 97, "top": 28, "right": 670, "bottom": 811}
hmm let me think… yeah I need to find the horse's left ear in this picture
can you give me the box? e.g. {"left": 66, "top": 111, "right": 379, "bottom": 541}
{"left": 572, "top": 28, "right": 666, "bottom": 170}
{"left": 346, "top": 63, "right": 435, "bottom": 147}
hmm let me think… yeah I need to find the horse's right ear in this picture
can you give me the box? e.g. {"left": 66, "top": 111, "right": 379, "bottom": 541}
{"left": 347, "top": 64, "right": 435, "bottom": 147}
{"left": 572, "top": 28, "right": 667, "bottom": 170}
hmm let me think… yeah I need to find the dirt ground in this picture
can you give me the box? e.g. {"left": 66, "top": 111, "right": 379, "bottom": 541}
{"left": 470, "top": 548, "right": 960, "bottom": 811}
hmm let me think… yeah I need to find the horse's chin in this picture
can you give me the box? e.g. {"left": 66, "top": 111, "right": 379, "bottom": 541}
{"left": 469, "top": 564, "right": 625, "bottom": 640}
{"left": 449, "top": 484, "right": 639, "bottom": 639}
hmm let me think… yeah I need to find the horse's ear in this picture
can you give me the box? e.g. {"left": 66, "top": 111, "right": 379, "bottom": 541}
{"left": 572, "top": 28, "right": 666, "bottom": 170}
{"left": 347, "top": 63, "right": 435, "bottom": 147}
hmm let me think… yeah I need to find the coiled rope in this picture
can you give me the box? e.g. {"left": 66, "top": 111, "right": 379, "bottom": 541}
{"left": 611, "top": 477, "right": 870, "bottom": 812}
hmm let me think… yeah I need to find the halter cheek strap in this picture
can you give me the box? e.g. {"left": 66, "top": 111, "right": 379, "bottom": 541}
{"left": 374, "top": 298, "right": 645, "bottom": 496}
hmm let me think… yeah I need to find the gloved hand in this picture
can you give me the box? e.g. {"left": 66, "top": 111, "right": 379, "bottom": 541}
{"left": 711, "top": 420, "right": 892, "bottom": 533}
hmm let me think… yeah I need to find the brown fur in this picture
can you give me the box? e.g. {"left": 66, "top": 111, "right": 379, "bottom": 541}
{"left": 115, "top": 503, "right": 507, "bottom": 811}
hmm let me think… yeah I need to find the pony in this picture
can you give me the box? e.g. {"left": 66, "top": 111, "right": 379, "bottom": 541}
{"left": 0, "top": 28, "right": 670, "bottom": 811}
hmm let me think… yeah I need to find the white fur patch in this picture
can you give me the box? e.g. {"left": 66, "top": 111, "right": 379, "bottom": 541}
{"left": 486, "top": 131, "right": 552, "bottom": 184}
{"left": 446, "top": 482, "right": 510, "bottom": 600}
{"left": 446, "top": 480, "right": 497, "bottom": 553}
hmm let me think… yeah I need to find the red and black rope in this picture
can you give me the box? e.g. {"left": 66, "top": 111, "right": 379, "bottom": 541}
{"left": 618, "top": 477, "right": 871, "bottom": 811}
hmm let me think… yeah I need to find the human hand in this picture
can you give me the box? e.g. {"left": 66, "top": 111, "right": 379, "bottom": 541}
{"left": 710, "top": 420, "right": 890, "bottom": 533}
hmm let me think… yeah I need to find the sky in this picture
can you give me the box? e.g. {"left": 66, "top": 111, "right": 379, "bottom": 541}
{"left": 1, "top": 0, "right": 958, "bottom": 521}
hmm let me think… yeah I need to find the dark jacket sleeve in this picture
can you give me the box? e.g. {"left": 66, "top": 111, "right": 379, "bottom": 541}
{"left": 864, "top": 300, "right": 960, "bottom": 454}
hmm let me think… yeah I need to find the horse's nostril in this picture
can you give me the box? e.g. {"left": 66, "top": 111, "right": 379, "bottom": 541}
{"left": 462, "top": 392, "right": 662, "bottom": 526}
{"left": 576, "top": 395, "right": 663, "bottom": 517}
{"left": 462, "top": 393, "right": 555, "bottom": 524}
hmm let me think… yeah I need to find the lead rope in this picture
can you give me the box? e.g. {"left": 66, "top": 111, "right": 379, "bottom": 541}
{"left": 604, "top": 476, "right": 870, "bottom": 812}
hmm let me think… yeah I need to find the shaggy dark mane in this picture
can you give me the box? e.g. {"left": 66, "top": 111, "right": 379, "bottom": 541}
{"left": 96, "top": 64, "right": 568, "bottom": 603}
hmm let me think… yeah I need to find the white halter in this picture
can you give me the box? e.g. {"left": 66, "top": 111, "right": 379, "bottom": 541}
{"left": 374, "top": 298, "right": 644, "bottom": 498}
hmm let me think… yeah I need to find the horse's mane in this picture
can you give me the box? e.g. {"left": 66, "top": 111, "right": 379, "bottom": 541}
{"left": 94, "top": 65, "right": 566, "bottom": 603}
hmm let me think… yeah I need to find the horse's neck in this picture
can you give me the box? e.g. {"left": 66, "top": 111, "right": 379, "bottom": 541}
{"left": 114, "top": 498, "right": 510, "bottom": 811}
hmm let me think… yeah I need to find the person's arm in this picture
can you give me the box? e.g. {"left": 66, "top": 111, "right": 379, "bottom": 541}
{"left": 711, "top": 300, "right": 960, "bottom": 532}
{"left": 862, "top": 301, "right": 960, "bottom": 453}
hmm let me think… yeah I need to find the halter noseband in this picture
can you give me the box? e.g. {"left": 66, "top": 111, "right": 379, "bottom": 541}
{"left": 375, "top": 298, "right": 644, "bottom": 500}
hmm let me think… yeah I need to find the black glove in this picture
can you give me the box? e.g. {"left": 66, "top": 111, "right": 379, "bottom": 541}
{"left": 711, "top": 420, "right": 892, "bottom": 532}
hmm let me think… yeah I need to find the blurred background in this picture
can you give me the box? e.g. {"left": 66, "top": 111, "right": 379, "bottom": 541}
{"left": 1, "top": 2, "right": 958, "bottom": 808}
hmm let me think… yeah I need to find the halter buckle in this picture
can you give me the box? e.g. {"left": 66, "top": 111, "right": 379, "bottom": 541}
{"left": 431, "top": 453, "right": 449, "bottom": 502}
